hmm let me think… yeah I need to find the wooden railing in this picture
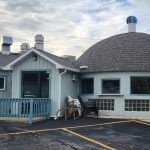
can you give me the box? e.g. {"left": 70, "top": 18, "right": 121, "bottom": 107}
{"left": 0, "top": 98, "right": 51, "bottom": 124}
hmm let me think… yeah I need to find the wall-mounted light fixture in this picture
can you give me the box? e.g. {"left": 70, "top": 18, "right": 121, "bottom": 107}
{"left": 33, "top": 54, "right": 37, "bottom": 61}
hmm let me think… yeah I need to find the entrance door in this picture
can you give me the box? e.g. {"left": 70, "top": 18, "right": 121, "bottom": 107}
{"left": 21, "top": 71, "right": 49, "bottom": 98}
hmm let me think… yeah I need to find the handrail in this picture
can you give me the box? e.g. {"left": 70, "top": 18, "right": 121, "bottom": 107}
{"left": 0, "top": 98, "right": 51, "bottom": 124}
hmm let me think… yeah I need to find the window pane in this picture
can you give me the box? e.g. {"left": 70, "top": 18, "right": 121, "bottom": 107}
{"left": 125, "top": 99, "right": 150, "bottom": 111}
{"left": 95, "top": 99, "right": 114, "bottom": 111}
{"left": 0, "top": 78, "right": 4, "bottom": 89}
{"left": 131, "top": 77, "right": 150, "bottom": 94}
{"left": 80, "top": 78, "right": 94, "bottom": 94}
{"left": 22, "top": 71, "right": 49, "bottom": 98}
{"left": 22, "top": 72, "right": 39, "bottom": 82}
{"left": 40, "top": 71, "right": 49, "bottom": 82}
{"left": 41, "top": 83, "right": 49, "bottom": 98}
{"left": 22, "top": 83, "right": 39, "bottom": 98}
{"left": 102, "top": 80, "right": 120, "bottom": 94}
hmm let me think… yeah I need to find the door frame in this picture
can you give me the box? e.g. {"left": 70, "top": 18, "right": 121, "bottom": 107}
{"left": 20, "top": 69, "right": 51, "bottom": 98}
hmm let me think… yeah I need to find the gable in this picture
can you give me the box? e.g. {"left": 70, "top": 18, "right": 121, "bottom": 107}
{"left": 13, "top": 52, "right": 55, "bottom": 70}
{"left": 3, "top": 48, "right": 79, "bottom": 72}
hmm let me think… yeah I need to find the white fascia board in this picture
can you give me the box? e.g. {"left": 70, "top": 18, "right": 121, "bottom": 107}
{"left": 3, "top": 49, "right": 33, "bottom": 70}
{"left": 3, "top": 48, "right": 79, "bottom": 72}
{"left": 3, "top": 48, "right": 63, "bottom": 70}
{"left": 57, "top": 66, "right": 80, "bottom": 72}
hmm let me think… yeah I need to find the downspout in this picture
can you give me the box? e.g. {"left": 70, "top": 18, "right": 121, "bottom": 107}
{"left": 58, "top": 69, "right": 67, "bottom": 116}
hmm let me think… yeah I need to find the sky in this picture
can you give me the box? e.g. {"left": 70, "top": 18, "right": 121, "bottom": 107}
{"left": 0, "top": 0, "right": 150, "bottom": 58}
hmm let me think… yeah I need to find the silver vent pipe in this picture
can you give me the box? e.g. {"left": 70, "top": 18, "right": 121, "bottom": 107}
{"left": 20, "top": 43, "right": 30, "bottom": 52}
{"left": 1, "top": 36, "right": 13, "bottom": 55}
{"left": 126, "top": 16, "right": 137, "bottom": 33}
{"left": 34, "top": 34, "right": 44, "bottom": 50}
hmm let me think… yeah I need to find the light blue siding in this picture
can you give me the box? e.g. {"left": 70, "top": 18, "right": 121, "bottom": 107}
{"left": 0, "top": 71, "right": 12, "bottom": 98}
{"left": 11, "top": 52, "right": 59, "bottom": 116}
{"left": 60, "top": 72, "right": 79, "bottom": 108}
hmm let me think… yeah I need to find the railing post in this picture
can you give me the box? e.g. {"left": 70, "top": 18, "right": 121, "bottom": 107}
{"left": 47, "top": 99, "right": 51, "bottom": 116}
{"left": 29, "top": 98, "right": 33, "bottom": 124}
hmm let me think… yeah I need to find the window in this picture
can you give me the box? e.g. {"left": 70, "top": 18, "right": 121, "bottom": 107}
{"left": 80, "top": 78, "right": 94, "bottom": 94}
{"left": 131, "top": 77, "right": 150, "bottom": 94}
{"left": 125, "top": 99, "right": 150, "bottom": 111}
{"left": 0, "top": 77, "right": 5, "bottom": 90}
{"left": 102, "top": 79, "right": 120, "bottom": 94}
{"left": 96, "top": 99, "right": 114, "bottom": 110}
{"left": 22, "top": 71, "right": 49, "bottom": 98}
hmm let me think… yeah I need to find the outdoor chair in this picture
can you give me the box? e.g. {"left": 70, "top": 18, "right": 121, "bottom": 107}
{"left": 54, "top": 96, "right": 82, "bottom": 120}
{"left": 78, "top": 96, "right": 98, "bottom": 118}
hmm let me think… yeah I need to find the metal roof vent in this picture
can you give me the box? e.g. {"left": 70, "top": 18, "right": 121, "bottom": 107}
{"left": 1, "top": 36, "right": 13, "bottom": 55}
{"left": 126, "top": 16, "right": 137, "bottom": 32}
{"left": 20, "top": 43, "right": 30, "bottom": 52}
{"left": 34, "top": 34, "right": 44, "bottom": 51}
{"left": 80, "top": 66, "right": 88, "bottom": 69}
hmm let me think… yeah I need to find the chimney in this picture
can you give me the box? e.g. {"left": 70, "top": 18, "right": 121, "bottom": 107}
{"left": 20, "top": 43, "right": 30, "bottom": 52}
{"left": 34, "top": 34, "right": 44, "bottom": 50}
{"left": 1, "top": 36, "right": 13, "bottom": 55}
{"left": 126, "top": 16, "right": 137, "bottom": 32}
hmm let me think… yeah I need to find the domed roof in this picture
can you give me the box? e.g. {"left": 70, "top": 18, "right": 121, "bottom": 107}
{"left": 77, "top": 32, "right": 150, "bottom": 73}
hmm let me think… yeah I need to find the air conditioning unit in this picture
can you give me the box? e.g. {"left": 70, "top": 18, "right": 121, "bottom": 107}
{"left": 72, "top": 74, "right": 77, "bottom": 81}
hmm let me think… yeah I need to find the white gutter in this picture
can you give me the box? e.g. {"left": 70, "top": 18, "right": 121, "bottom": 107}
{"left": 58, "top": 69, "right": 67, "bottom": 116}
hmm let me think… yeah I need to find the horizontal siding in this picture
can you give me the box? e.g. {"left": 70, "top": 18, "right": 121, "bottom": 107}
{"left": 61, "top": 72, "right": 79, "bottom": 108}
{"left": 0, "top": 71, "right": 12, "bottom": 98}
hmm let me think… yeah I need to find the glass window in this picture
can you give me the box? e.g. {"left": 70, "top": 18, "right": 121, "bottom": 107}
{"left": 80, "top": 78, "right": 94, "bottom": 94}
{"left": 125, "top": 99, "right": 150, "bottom": 111}
{"left": 131, "top": 77, "right": 150, "bottom": 94}
{"left": 22, "top": 72, "right": 39, "bottom": 83}
{"left": 0, "top": 77, "right": 5, "bottom": 90}
{"left": 22, "top": 71, "right": 49, "bottom": 98}
{"left": 96, "top": 99, "right": 114, "bottom": 111}
{"left": 102, "top": 79, "right": 120, "bottom": 94}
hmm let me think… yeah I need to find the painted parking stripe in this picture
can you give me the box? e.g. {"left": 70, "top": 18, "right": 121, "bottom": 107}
{"left": 67, "top": 120, "right": 134, "bottom": 129}
{"left": 62, "top": 128, "right": 116, "bottom": 150}
{"left": 0, "top": 127, "right": 63, "bottom": 136}
{"left": 134, "top": 120, "right": 150, "bottom": 126}
{"left": 0, "top": 120, "right": 133, "bottom": 136}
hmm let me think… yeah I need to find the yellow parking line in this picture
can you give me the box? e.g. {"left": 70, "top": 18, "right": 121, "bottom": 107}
{"left": 62, "top": 128, "right": 116, "bottom": 150}
{"left": 0, "top": 120, "right": 133, "bottom": 136}
{"left": 134, "top": 120, "right": 150, "bottom": 126}
{"left": 0, "top": 128, "right": 63, "bottom": 136}
{"left": 67, "top": 120, "right": 134, "bottom": 129}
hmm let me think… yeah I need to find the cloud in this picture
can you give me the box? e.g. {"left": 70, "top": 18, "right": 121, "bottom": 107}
{"left": 0, "top": 0, "right": 149, "bottom": 58}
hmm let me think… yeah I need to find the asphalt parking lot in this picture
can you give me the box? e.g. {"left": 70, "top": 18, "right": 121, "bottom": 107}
{"left": 0, "top": 118, "right": 149, "bottom": 150}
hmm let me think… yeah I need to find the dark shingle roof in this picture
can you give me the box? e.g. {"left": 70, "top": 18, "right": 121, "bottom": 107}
{"left": 36, "top": 49, "right": 79, "bottom": 71}
{"left": 77, "top": 32, "right": 150, "bottom": 73}
{"left": 0, "top": 52, "right": 22, "bottom": 68}
{"left": 0, "top": 49, "right": 79, "bottom": 71}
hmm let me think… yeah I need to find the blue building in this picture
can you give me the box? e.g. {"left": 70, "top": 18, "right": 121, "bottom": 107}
{"left": 0, "top": 16, "right": 150, "bottom": 121}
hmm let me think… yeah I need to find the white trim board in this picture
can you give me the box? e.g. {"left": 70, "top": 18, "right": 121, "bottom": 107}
{"left": 3, "top": 48, "right": 79, "bottom": 72}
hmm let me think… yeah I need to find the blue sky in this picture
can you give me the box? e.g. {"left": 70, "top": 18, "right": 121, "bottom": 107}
{"left": 0, "top": 0, "right": 150, "bottom": 57}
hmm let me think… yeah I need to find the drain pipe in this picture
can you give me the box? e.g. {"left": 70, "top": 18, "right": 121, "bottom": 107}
{"left": 58, "top": 69, "right": 67, "bottom": 116}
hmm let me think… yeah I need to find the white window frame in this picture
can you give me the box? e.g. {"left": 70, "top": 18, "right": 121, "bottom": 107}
{"left": 96, "top": 99, "right": 114, "bottom": 111}
{"left": 125, "top": 99, "right": 150, "bottom": 111}
{"left": 0, "top": 77, "right": 6, "bottom": 91}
